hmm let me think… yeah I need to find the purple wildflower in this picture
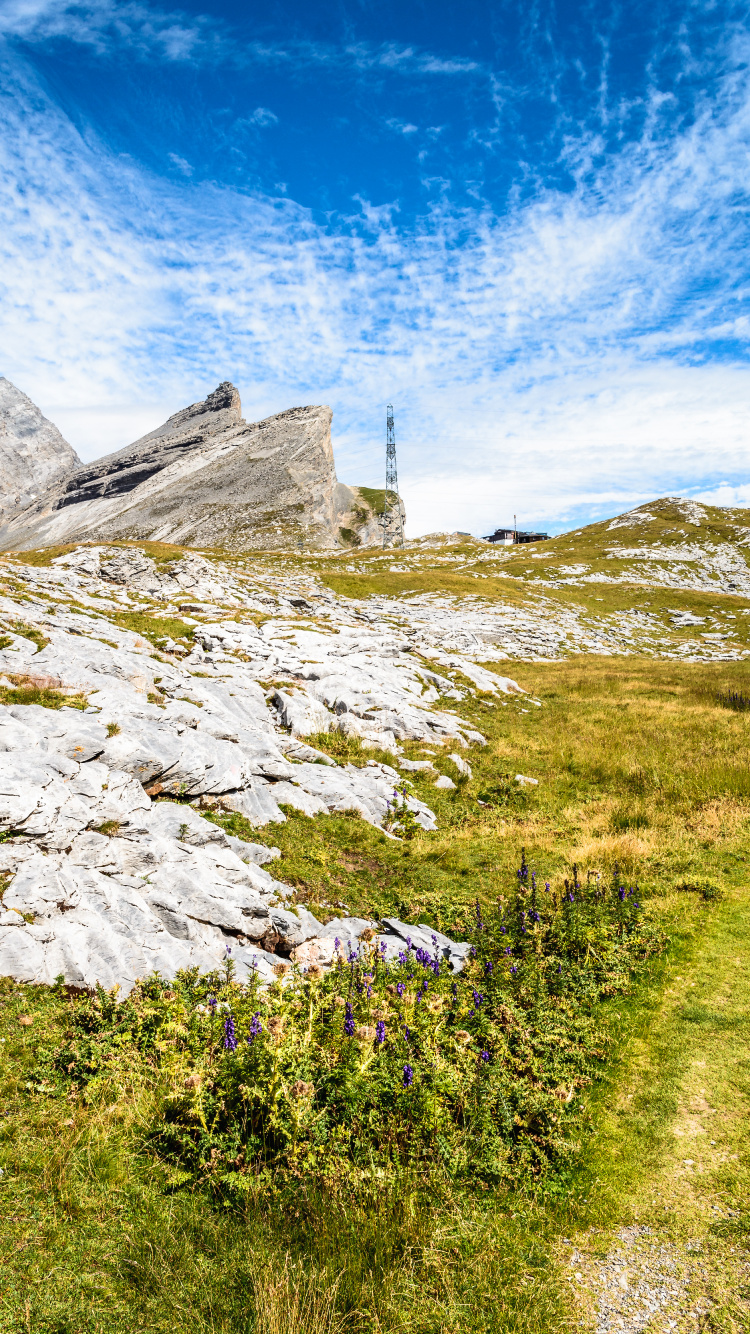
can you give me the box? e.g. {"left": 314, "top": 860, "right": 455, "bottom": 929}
{"left": 380, "top": 941, "right": 387, "bottom": 956}
{"left": 248, "top": 1012, "right": 263, "bottom": 1042}
{"left": 207, "top": 995, "right": 217, "bottom": 1012}
{"left": 225, "top": 944, "right": 232, "bottom": 955}
{"left": 396, "top": 982, "right": 405, "bottom": 998}
{"left": 404, "top": 1025, "right": 411, "bottom": 1040}
{"left": 479, "top": 1050, "right": 490, "bottom": 1063}
{"left": 402, "top": 1064, "right": 413, "bottom": 1087}
{"left": 484, "top": 961, "right": 493, "bottom": 975}
{"left": 510, "top": 965, "right": 518, "bottom": 976}
{"left": 223, "top": 1015, "right": 237, "bottom": 1052}
{"left": 344, "top": 1002, "right": 355, "bottom": 1037}
{"left": 334, "top": 937, "right": 340, "bottom": 952}
{"left": 375, "top": 1020, "right": 386, "bottom": 1044}
{"left": 472, "top": 989, "right": 484, "bottom": 1007}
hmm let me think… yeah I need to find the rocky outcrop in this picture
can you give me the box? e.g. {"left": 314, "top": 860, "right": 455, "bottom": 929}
{"left": 0, "top": 383, "right": 400, "bottom": 552}
{"left": 0, "top": 379, "right": 81, "bottom": 518}
{"left": 334, "top": 484, "right": 406, "bottom": 548}
{"left": 0, "top": 542, "right": 507, "bottom": 993}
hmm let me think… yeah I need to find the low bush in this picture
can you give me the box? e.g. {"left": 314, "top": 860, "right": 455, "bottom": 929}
{"left": 38, "top": 855, "right": 669, "bottom": 1196}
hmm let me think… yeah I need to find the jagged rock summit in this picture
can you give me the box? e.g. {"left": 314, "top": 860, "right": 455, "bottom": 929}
{"left": 0, "top": 383, "right": 390, "bottom": 551}
{"left": 0, "top": 379, "right": 81, "bottom": 518}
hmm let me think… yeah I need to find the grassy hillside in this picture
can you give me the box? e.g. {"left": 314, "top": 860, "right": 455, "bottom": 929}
{"left": 2, "top": 656, "right": 750, "bottom": 1331}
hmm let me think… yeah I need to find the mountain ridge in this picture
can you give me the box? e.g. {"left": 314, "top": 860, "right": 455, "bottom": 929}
{"left": 0, "top": 378, "right": 81, "bottom": 517}
{"left": 0, "top": 382, "right": 399, "bottom": 552}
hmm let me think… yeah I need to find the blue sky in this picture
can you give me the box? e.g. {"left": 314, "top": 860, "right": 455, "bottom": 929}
{"left": 1, "top": 0, "right": 750, "bottom": 535}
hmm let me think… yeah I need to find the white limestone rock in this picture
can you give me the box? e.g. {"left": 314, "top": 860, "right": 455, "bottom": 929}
{"left": 0, "top": 379, "right": 81, "bottom": 518}
{"left": 0, "top": 537, "right": 513, "bottom": 992}
{"left": 448, "top": 753, "right": 472, "bottom": 778}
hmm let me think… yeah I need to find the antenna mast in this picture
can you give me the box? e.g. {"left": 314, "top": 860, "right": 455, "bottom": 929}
{"left": 381, "top": 403, "right": 404, "bottom": 549}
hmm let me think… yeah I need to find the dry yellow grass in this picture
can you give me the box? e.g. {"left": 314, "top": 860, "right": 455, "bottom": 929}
{"left": 250, "top": 1260, "right": 345, "bottom": 1334}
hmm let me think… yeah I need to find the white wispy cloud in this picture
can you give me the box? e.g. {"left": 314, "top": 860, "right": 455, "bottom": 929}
{"left": 0, "top": 0, "right": 218, "bottom": 59}
{"left": 168, "top": 152, "right": 192, "bottom": 174}
{"left": 386, "top": 118, "right": 419, "bottom": 135}
{"left": 0, "top": 0, "right": 482, "bottom": 79}
{"left": 0, "top": 29, "right": 749, "bottom": 535}
{"left": 245, "top": 106, "right": 278, "bottom": 127}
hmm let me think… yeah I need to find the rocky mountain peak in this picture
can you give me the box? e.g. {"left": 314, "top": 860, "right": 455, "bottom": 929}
{"left": 202, "top": 381, "right": 242, "bottom": 415}
{"left": 0, "top": 378, "right": 81, "bottom": 517}
{"left": 0, "top": 381, "right": 403, "bottom": 553}
{"left": 139, "top": 381, "right": 243, "bottom": 446}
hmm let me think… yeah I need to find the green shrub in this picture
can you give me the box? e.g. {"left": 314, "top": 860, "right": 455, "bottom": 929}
{"left": 40, "top": 854, "right": 669, "bottom": 1195}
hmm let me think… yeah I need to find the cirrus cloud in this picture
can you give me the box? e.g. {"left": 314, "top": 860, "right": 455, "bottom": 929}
{"left": 0, "top": 17, "right": 749, "bottom": 535}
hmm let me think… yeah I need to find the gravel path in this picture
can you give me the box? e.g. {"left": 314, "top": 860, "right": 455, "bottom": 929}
{"left": 566, "top": 1227, "right": 716, "bottom": 1333}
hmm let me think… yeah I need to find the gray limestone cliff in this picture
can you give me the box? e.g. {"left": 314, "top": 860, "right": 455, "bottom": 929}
{"left": 0, "top": 382, "right": 400, "bottom": 552}
{"left": 0, "top": 379, "right": 81, "bottom": 518}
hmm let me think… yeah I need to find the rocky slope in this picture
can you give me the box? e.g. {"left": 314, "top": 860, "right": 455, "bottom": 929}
{"left": 0, "top": 542, "right": 517, "bottom": 992}
{"left": 0, "top": 383, "right": 393, "bottom": 552}
{"left": 336, "top": 496, "right": 750, "bottom": 662}
{"left": 3, "top": 493, "right": 748, "bottom": 996}
{"left": 0, "top": 379, "right": 81, "bottom": 518}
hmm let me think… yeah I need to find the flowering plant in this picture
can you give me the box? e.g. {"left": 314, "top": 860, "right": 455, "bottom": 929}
{"left": 46, "top": 853, "right": 666, "bottom": 1191}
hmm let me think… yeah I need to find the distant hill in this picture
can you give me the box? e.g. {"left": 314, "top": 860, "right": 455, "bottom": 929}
{"left": 490, "top": 496, "right": 750, "bottom": 598}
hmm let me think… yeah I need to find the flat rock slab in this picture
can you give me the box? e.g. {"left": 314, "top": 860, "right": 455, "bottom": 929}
{"left": 0, "top": 540, "right": 509, "bottom": 993}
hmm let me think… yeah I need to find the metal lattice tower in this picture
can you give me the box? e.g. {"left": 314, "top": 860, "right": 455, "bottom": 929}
{"left": 381, "top": 403, "right": 404, "bottom": 548}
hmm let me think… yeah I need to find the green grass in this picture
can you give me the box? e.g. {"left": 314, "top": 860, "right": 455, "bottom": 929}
{"left": 4, "top": 546, "right": 80, "bottom": 568}
{"left": 2, "top": 656, "right": 750, "bottom": 1329}
{"left": 0, "top": 680, "right": 88, "bottom": 710}
{"left": 109, "top": 612, "right": 197, "bottom": 644}
{"left": 356, "top": 487, "right": 391, "bottom": 516}
{"left": 3, "top": 621, "right": 50, "bottom": 652}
